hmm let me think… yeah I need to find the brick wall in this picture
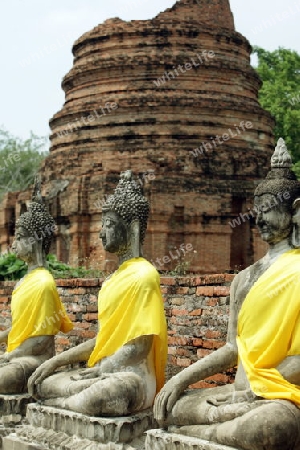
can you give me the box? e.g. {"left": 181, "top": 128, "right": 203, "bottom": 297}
{"left": 0, "top": 274, "right": 236, "bottom": 388}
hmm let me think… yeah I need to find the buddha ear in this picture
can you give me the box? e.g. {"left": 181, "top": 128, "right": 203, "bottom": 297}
{"left": 291, "top": 198, "right": 300, "bottom": 248}
{"left": 129, "top": 219, "right": 141, "bottom": 258}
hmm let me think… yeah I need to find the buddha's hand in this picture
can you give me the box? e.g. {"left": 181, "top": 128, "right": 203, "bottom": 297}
{"left": 70, "top": 367, "right": 101, "bottom": 380}
{"left": 71, "top": 358, "right": 115, "bottom": 380}
{"left": 0, "top": 354, "right": 9, "bottom": 367}
{"left": 207, "top": 389, "right": 257, "bottom": 406}
{"left": 28, "top": 360, "right": 57, "bottom": 395}
{"left": 154, "top": 377, "right": 184, "bottom": 427}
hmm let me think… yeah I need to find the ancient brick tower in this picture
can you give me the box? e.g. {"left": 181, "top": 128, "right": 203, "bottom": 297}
{"left": 1, "top": 0, "right": 273, "bottom": 272}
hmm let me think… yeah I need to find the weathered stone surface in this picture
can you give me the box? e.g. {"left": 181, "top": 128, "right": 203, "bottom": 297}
{"left": 0, "top": 395, "right": 35, "bottom": 450}
{"left": 26, "top": 404, "right": 155, "bottom": 444}
{"left": 0, "top": 0, "right": 272, "bottom": 273}
{"left": 0, "top": 394, "right": 35, "bottom": 424}
{"left": 145, "top": 429, "right": 238, "bottom": 450}
{"left": 2, "top": 403, "right": 153, "bottom": 449}
{"left": 3, "top": 430, "right": 137, "bottom": 450}
{"left": 0, "top": 395, "right": 34, "bottom": 418}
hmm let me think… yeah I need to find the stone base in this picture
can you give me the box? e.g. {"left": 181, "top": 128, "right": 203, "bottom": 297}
{"left": 0, "top": 394, "right": 34, "bottom": 419}
{"left": 145, "top": 429, "right": 238, "bottom": 450}
{"left": 3, "top": 430, "right": 138, "bottom": 450}
{"left": 0, "top": 394, "right": 35, "bottom": 449}
{"left": 3, "top": 404, "right": 156, "bottom": 449}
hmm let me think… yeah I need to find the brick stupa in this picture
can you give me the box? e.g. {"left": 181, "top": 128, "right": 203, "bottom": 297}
{"left": 0, "top": 0, "right": 273, "bottom": 272}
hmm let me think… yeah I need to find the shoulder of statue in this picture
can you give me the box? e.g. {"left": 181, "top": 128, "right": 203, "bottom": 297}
{"left": 34, "top": 268, "right": 56, "bottom": 290}
{"left": 133, "top": 258, "right": 160, "bottom": 286}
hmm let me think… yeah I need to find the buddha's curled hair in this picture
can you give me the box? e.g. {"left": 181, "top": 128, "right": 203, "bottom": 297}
{"left": 102, "top": 171, "right": 150, "bottom": 243}
{"left": 16, "top": 176, "right": 56, "bottom": 255}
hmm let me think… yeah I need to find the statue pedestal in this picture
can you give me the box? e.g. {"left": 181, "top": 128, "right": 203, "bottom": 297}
{"left": 3, "top": 404, "right": 156, "bottom": 449}
{"left": 145, "top": 429, "right": 239, "bottom": 450}
{"left": 0, "top": 394, "right": 34, "bottom": 449}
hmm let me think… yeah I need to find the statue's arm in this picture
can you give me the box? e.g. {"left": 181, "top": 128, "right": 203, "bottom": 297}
{"left": 98, "top": 335, "right": 153, "bottom": 373}
{"left": 5, "top": 335, "right": 54, "bottom": 360}
{"left": 27, "top": 338, "right": 96, "bottom": 394}
{"left": 0, "top": 328, "right": 10, "bottom": 345}
{"left": 154, "top": 275, "right": 240, "bottom": 424}
{"left": 277, "top": 355, "right": 300, "bottom": 385}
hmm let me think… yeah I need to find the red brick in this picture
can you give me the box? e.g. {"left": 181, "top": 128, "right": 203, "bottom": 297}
{"left": 189, "top": 309, "right": 202, "bottom": 316}
{"left": 55, "top": 337, "right": 70, "bottom": 346}
{"left": 171, "top": 309, "right": 189, "bottom": 316}
{"left": 197, "top": 348, "right": 213, "bottom": 358}
{"left": 80, "top": 330, "right": 97, "bottom": 339}
{"left": 213, "top": 286, "right": 230, "bottom": 296}
{"left": 160, "top": 277, "right": 176, "bottom": 286}
{"left": 74, "top": 322, "right": 91, "bottom": 329}
{"left": 192, "top": 338, "right": 203, "bottom": 347}
{"left": 83, "top": 313, "right": 98, "bottom": 321}
{"left": 205, "top": 298, "right": 218, "bottom": 307}
{"left": 205, "top": 330, "right": 222, "bottom": 339}
{"left": 176, "top": 358, "right": 192, "bottom": 368}
{"left": 175, "top": 287, "right": 189, "bottom": 295}
{"left": 202, "top": 340, "right": 225, "bottom": 349}
{"left": 168, "top": 336, "right": 189, "bottom": 346}
{"left": 207, "top": 373, "right": 230, "bottom": 384}
{"left": 190, "top": 381, "right": 216, "bottom": 389}
{"left": 196, "top": 287, "right": 214, "bottom": 297}
{"left": 87, "top": 304, "right": 98, "bottom": 312}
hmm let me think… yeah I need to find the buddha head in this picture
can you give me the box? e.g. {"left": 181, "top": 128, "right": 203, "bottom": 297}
{"left": 100, "top": 171, "right": 150, "bottom": 258}
{"left": 254, "top": 138, "right": 300, "bottom": 246}
{"left": 12, "top": 177, "right": 56, "bottom": 266}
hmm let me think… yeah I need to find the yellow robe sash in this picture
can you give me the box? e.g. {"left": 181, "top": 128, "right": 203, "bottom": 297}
{"left": 237, "top": 249, "right": 300, "bottom": 405}
{"left": 7, "top": 268, "right": 73, "bottom": 352}
{"left": 88, "top": 257, "right": 168, "bottom": 393}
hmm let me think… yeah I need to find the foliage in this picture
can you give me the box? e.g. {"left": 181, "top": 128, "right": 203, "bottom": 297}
{"left": 0, "top": 253, "right": 27, "bottom": 281}
{"left": 46, "top": 254, "right": 104, "bottom": 279}
{"left": 0, "top": 128, "right": 48, "bottom": 200}
{"left": 167, "top": 261, "right": 191, "bottom": 276}
{"left": 252, "top": 47, "right": 300, "bottom": 175}
{"left": 0, "top": 253, "right": 104, "bottom": 281}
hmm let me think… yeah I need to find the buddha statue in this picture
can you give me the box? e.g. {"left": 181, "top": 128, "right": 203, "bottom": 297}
{"left": 154, "top": 139, "right": 300, "bottom": 450}
{"left": 0, "top": 177, "right": 73, "bottom": 394}
{"left": 28, "top": 171, "right": 167, "bottom": 417}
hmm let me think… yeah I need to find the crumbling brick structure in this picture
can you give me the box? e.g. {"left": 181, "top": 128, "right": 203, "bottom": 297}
{"left": 0, "top": 0, "right": 273, "bottom": 272}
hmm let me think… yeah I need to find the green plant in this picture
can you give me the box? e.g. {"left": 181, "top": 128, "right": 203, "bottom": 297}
{"left": 167, "top": 261, "right": 191, "bottom": 276}
{"left": 0, "top": 253, "right": 104, "bottom": 281}
{"left": 0, "top": 253, "right": 27, "bottom": 280}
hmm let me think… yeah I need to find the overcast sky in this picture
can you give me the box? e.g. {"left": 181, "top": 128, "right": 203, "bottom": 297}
{"left": 0, "top": 0, "right": 299, "bottom": 142}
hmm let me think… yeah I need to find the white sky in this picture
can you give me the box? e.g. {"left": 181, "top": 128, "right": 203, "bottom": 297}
{"left": 0, "top": 0, "right": 299, "bottom": 142}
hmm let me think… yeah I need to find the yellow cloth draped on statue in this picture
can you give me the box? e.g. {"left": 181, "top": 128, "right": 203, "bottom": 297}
{"left": 88, "top": 257, "right": 168, "bottom": 393}
{"left": 237, "top": 249, "right": 300, "bottom": 405}
{"left": 7, "top": 268, "right": 73, "bottom": 352}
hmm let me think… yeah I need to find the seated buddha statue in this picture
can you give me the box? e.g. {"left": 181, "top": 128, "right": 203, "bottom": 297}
{"left": 154, "top": 139, "right": 300, "bottom": 450}
{"left": 0, "top": 177, "right": 73, "bottom": 394}
{"left": 28, "top": 171, "right": 167, "bottom": 417}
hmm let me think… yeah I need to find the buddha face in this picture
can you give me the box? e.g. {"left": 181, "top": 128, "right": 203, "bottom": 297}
{"left": 11, "top": 227, "right": 36, "bottom": 262}
{"left": 100, "top": 211, "right": 129, "bottom": 254}
{"left": 254, "top": 194, "right": 293, "bottom": 245}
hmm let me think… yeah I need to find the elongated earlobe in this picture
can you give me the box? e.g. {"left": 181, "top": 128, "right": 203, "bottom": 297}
{"left": 130, "top": 220, "right": 141, "bottom": 258}
{"left": 292, "top": 198, "right": 300, "bottom": 248}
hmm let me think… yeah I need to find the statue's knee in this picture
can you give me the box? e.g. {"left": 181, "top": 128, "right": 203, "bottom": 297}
{"left": 235, "top": 402, "right": 300, "bottom": 450}
{"left": 0, "top": 366, "right": 24, "bottom": 394}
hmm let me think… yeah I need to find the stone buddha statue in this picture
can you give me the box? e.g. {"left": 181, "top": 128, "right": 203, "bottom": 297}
{"left": 154, "top": 139, "right": 300, "bottom": 450}
{"left": 0, "top": 177, "right": 73, "bottom": 394}
{"left": 28, "top": 171, "right": 167, "bottom": 417}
